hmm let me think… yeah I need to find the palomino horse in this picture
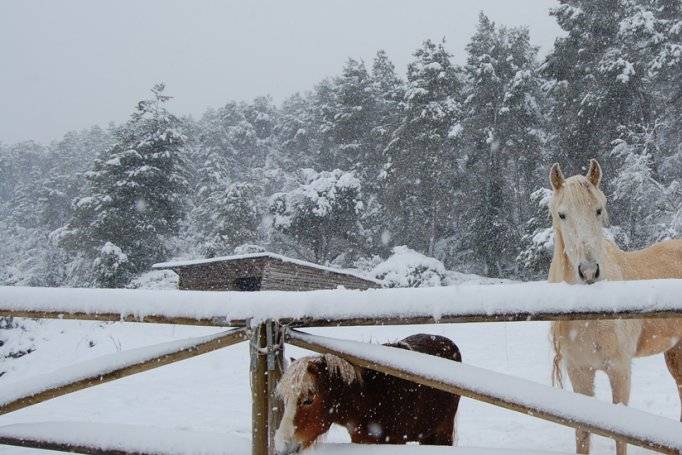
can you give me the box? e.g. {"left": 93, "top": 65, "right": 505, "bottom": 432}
{"left": 274, "top": 334, "right": 462, "bottom": 454}
{"left": 548, "top": 159, "right": 682, "bottom": 455}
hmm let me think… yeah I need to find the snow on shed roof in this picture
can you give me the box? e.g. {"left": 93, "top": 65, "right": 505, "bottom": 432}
{"left": 152, "top": 252, "right": 382, "bottom": 285}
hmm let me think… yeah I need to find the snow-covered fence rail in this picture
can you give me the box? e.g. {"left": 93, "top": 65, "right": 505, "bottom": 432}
{"left": 0, "top": 328, "right": 246, "bottom": 416}
{"left": 4, "top": 279, "right": 682, "bottom": 328}
{"left": 286, "top": 329, "right": 682, "bottom": 455}
{"left": 0, "top": 422, "right": 249, "bottom": 455}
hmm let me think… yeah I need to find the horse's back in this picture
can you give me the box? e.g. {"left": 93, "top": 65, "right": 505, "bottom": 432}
{"left": 620, "top": 239, "right": 682, "bottom": 279}
{"left": 386, "top": 333, "right": 462, "bottom": 362}
{"left": 358, "top": 334, "right": 461, "bottom": 445}
{"left": 615, "top": 239, "right": 682, "bottom": 356}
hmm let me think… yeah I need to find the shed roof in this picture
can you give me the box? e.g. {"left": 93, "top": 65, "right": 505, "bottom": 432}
{"left": 152, "top": 252, "right": 382, "bottom": 286}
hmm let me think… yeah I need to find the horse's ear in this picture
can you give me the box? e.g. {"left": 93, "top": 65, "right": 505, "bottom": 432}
{"left": 586, "top": 159, "right": 602, "bottom": 187}
{"left": 549, "top": 163, "right": 565, "bottom": 190}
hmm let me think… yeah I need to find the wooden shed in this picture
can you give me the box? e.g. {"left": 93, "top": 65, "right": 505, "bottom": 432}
{"left": 152, "top": 252, "right": 382, "bottom": 292}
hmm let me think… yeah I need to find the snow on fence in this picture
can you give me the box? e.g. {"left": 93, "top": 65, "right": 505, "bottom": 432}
{"left": 0, "top": 421, "right": 249, "bottom": 455}
{"left": 4, "top": 279, "right": 682, "bottom": 327}
{"left": 0, "top": 328, "right": 245, "bottom": 416}
{"left": 2, "top": 281, "right": 682, "bottom": 455}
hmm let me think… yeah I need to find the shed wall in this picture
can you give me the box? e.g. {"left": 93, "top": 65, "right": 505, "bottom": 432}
{"left": 176, "top": 259, "right": 267, "bottom": 291}
{"left": 260, "top": 261, "right": 380, "bottom": 291}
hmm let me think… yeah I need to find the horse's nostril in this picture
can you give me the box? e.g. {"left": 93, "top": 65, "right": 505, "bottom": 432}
{"left": 578, "top": 266, "right": 585, "bottom": 280}
{"left": 595, "top": 264, "right": 600, "bottom": 279}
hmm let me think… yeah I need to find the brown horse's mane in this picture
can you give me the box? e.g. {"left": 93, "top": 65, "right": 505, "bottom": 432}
{"left": 276, "top": 354, "right": 363, "bottom": 403}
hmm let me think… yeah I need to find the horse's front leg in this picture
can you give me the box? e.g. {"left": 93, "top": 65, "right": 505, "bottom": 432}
{"left": 567, "top": 365, "right": 595, "bottom": 454}
{"left": 606, "top": 362, "right": 632, "bottom": 455}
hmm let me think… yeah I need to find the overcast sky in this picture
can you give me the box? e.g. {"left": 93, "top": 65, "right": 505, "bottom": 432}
{"left": 1, "top": 1, "right": 562, "bottom": 144}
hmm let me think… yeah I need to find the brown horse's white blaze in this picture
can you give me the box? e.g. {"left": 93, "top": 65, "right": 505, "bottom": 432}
{"left": 274, "top": 334, "right": 462, "bottom": 454}
{"left": 548, "top": 160, "right": 682, "bottom": 455}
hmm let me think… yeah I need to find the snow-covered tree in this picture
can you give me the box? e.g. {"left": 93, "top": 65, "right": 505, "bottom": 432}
{"left": 371, "top": 245, "right": 447, "bottom": 288}
{"left": 275, "top": 93, "right": 317, "bottom": 173}
{"left": 60, "top": 84, "right": 189, "bottom": 287}
{"left": 461, "top": 14, "right": 545, "bottom": 277}
{"left": 368, "top": 50, "right": 403, "bottom": 187}
{"left": 383, "top": 39, "right": 462, "bottom": 255}
{"left": 93, "top": 242, "right": 133, "bottom": 288}
{"left": 516, "top": 188, "right": 554, "bottom": 280}
{"left": 269, "top": 169, "right": 364, "bottom": 263}
{"left": 190, "top": 182, "right": 260, "bottom": 257}
{"left": 319, "top": 58, "right": 378, "bottom": 172}
{"left": 610, "top": 136, "right": 682, "bottom": 247}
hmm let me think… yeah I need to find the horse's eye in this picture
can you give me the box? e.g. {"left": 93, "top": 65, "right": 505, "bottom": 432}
{"left": 559, "top": 213, "right": 566, "bottom": 220}
{"left": 302, "top": 397, "right": 314, "bottom": 406}
{"left": 596, "top": 208, "right": 602, "bottom": 216}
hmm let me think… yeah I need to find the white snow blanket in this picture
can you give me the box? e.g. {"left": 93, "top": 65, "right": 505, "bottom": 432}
{"left": 287, "top": 330, "right": 682, "bottom": 452}
{"left": 3, "top": 279, "right": 682, "bottom": 325}
{"left": 0, "top": 329, "right": 242, "bottom": 410}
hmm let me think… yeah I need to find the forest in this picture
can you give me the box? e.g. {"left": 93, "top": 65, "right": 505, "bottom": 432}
{"left": 1, "top": 0, "right": 681, "bottom": 288}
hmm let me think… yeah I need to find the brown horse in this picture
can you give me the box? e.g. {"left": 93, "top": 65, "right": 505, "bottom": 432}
{"left": 548, "top": 159, "right": 682, "bottom": 455}
{"left": 274, "top": 334, "right": 462, "bottom": 454}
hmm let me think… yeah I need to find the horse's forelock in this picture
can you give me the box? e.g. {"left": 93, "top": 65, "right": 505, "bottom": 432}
{"left": 321, "top": 353, "right": 363, "bottom": 386}
{"left": 276, "top": 357, "right": 317, "bottom": 403}
{"left": 551, "top": 176, "right": 607, "bottom": 220}
{"left": 277, "top": 355, "right": 362, "bottom": 403}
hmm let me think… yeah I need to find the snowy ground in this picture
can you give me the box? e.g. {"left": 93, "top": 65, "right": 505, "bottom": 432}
{"left": 0, "top": 316, "right": 679, "bottom": 455}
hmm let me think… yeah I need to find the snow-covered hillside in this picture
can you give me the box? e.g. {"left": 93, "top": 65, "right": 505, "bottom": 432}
{"left": 0, "top": 313, "right": 678, "bottom": 454}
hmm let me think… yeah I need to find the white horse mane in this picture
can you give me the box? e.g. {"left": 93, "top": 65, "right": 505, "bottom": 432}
{"left": 276, "top": 354, "right": 363, "bottom": 403}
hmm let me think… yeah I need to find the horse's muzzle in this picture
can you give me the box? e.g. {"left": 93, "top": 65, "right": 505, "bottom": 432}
{"left": 578, "top": 261, "right": 600, "bottom": 284}
{"left": 276, "top": 441, "right": 302, "bottom": 455}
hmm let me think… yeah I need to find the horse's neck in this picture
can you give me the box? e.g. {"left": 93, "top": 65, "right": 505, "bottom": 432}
{"left": 328, "top": 374, "right": 365, "bottom": 427}
{"left": 603, "top": 240, "right": 626, "bottom": 279}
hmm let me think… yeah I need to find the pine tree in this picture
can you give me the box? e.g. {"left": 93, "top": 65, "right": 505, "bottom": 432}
{"left": 460, "top": 14, "right": 545, "bottom": 276}
{"left": 543, "top": 0, "right": 647, "bottom": 171}
{"left": 516, "top": 188, "right": 554, "bottom": 280}
{"left": 383, "top": 39, "right": 462, "bottom": 255}
{"left": 275, "top": 93, "right": 317, "bottom": 173}
{"left": 190, "top": 182, "right": 260, "bottom": 257}
{"left": 370, "top": 50, "right": 403, "bottom": 166}
{"left": 60, "top": 84, "right": 189, "bottom": 287}
{"left": 39, "top": 127, "right": 113, "bottom": 230}
{"left": 269, "top": 169, "right": 364, "bottom": 263}
{"left": 317, "top": 59, "right": 378, "bottom": 172}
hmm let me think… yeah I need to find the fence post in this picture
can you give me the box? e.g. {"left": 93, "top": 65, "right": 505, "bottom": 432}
{"left": 250, "top": 322, "right": 269, "bottom": 455}
{"left": 266, "top": 320, "right": 284, "bottom": 455}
